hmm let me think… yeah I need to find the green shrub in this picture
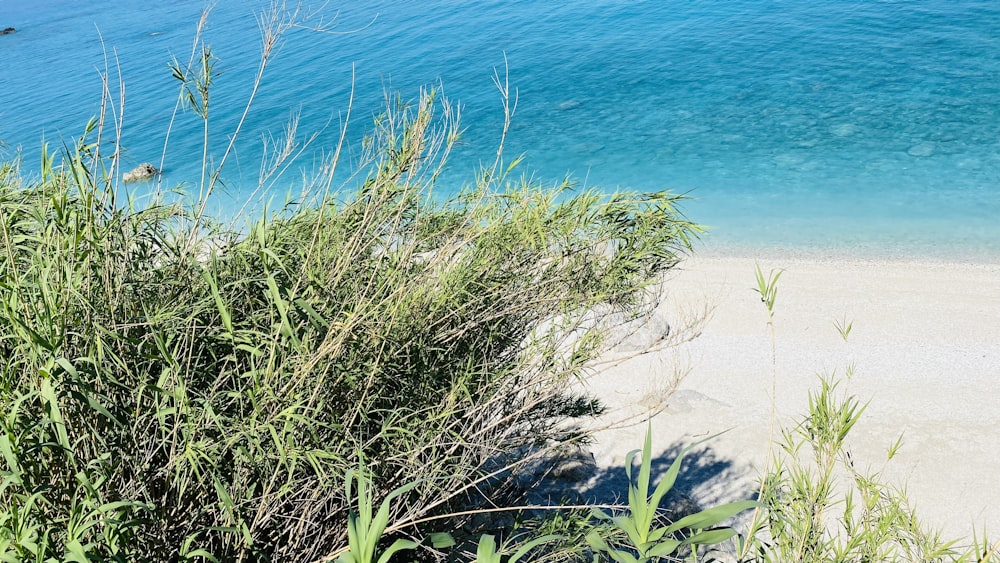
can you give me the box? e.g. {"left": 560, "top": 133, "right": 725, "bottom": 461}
{"left": 740, "top": 372, "right": 975, "bottom": 562}
{"left": 585, "top": 425, "right": 758, "bottom": 562}
{"left": 738, "top": 272, "right": 1000, "bottom": 563}
{"left": 0, "top": 61, "right": 699, "bottom": 563}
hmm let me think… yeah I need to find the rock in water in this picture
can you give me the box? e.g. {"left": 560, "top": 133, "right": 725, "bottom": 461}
{"left": 1, "top": 27, "right": 16, "bottom": 35}
{"left": 907, "top": 141, "right": 936, "bottom": 157}
{"left": 123, "top": 163, "right": 158, "bottom": 183}
{"left": 829, "top": 123, "right": 857, "bottom": 137}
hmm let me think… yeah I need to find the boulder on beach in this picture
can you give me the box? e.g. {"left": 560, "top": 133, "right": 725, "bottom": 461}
{"left": 123, "top": 163, "right": 158, "bottom": 183}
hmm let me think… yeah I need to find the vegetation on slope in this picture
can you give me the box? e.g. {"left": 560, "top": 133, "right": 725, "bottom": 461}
{"left": 0, "top": 83, "right": 700, "bottom": 559}
{"left": 1, "top": 5, "right": 996, "bottom": 561}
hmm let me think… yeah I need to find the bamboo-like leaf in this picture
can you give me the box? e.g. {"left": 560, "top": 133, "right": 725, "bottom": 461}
{"left": 647, "top": 526, "right": 668, "bottom": 543}
{"left": 39, "top": 376, "right": 71, "bottom": 452}
{"left": 63, "top": 539, "right": 90, "bottom": 563}
{"left": 294, "top": 297, "right": 328, "bottom": 329}
{"left": 428, "top": 533, "right": 454, "bottom": 549}
{"left": 182, "top": 550, "right": 220, "bottom": 563}
{"left": 647, "top": 445, "right": 684, "bottom": 512}
{"left": 202, "top": 265, "right": 233, "bottom": 335}
{"left": 586, "top": 530, "right": 610, "bottom": 553}
{"left": 345, "top": 512, "right": 361, "bottom": 562}
{"left": 508, "top": 534, "right": 563, "bottom": 562}
{"left": 615, "top": 515, "right": 644, "bottom": 551}
{"left": 212, "top": 476, "right": 236, "bottom": 522}
{"left": 375, "top": 538, "right": 420, "bottom": 563}
{"left": 665, "top": 500, "right": 761, "bottom": 536}
{"left": 635, "top": 427, "right": 653, "bottom": 521}
{"left": 607, "top": 549, "right": 640, "bottom": 563}
{"left": 476, "top": 534, "right": 500, "bottom": 563}
{"left": 54, "top": 357, "right": 78, "bottom": 378}
{"left": 66, "top": 388, "right": 120, "bottom": 426}
{"left": 682, "top": 527, "right": 737, "bottom": 546}
{"left": 646, "top": 538, "right": 681, "bottom": 557}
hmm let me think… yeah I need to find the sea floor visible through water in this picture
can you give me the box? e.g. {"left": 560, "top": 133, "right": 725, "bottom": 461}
{"left": 2, "top": 0, "right": 999, "bottom": 259}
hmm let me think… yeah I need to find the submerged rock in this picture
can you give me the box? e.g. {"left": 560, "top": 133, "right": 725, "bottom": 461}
{"left": 123, "top": 162, "right": 158, "bottom": 183}
{"left": 569, "top": 142, "right": 604, "bottom": 155}
{"left": 829, "top": 123, "right": 857, "bottom": 137}
{"left": 907, "top": 141, "right": 936, "bottom": 157}
{"left": 1, "top": 27, "right": 16, "bottom": 35}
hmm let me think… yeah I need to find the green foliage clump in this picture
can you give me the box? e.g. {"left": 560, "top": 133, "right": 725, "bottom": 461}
{"left": 0, "top": 87, "right": 699, "bottom": 561}
{"left": 585, "top": 425, "right": 758, "bottom": 562}
{"left": 737, "top": 274, "right": 1000, "bottom": 563}
{"left": 740, "top": 374, "right": 974, "bottom": 563}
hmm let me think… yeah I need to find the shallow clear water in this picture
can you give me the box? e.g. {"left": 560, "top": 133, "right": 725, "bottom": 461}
{"left": 2, "top": 1, "right": 1000, "bottom": 258}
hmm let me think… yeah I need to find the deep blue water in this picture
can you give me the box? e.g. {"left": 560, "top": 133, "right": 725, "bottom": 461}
{"left": 2, "top": 1, "right": 1000, "bottom": 258}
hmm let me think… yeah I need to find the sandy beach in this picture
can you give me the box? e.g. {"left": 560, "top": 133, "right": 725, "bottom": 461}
{"left": 579, "top": 252, "right": 1000, "bottom": 543}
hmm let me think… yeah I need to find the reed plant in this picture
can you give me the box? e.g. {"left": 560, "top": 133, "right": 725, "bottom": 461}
{"left": 330, "top": 424, "right": 757, "bottom": 563}
{"left": 742, "top": 369, "right": 978, "bottom": 562}
{"left": 0, "top": 5, "right": 702, "bottom": 561}
{"left": 0, "top": 103, "right": 700, "bottom": 562}
{"left": 584, "top": 425, "right": 758, "bottom": 562}
{"left": 16, "top": 4, "right": 996, "bottom": 562}
{"left": 737, "top": 274, "right": 1000, "bottom": 563}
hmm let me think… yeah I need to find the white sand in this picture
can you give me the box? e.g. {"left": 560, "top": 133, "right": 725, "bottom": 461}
{"left": 581, "top": 253, "right": 1000, "bottom": 542}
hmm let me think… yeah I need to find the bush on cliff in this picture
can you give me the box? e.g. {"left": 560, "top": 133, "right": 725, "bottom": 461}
{"left": 0, "top": 87, "right": 699, "bottom": 560}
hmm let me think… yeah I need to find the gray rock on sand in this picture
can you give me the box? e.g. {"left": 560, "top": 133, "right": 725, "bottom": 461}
{"left": 123, "top": 163, "right": 158, "bottom": 183}
{"left": 514, "top": 445, "right": 599, "bottom": 490}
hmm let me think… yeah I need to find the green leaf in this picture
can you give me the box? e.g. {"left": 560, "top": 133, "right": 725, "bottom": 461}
{"left": 646, "top": 538, "right": 682, "bottom": 557}
{"left": 476, "top": 535, "right": 500, "bottom": 563}
{"left": 636, "top": 427, "right": 653, "bottom": 508}
{"left": 0, "top": 434, "right": 22, "bottom": 481}
{"left": 666, "top": 500, "right": 762, "bottom": 535}
{"left": 63, "top": 539, "right": 90, "bottom": 563}
{"left": 428, "top": 532, "right": 455, "bottom": 549}
{"left": 39, "top": 376, "right": 71, "bottom": 451}
{"left": 201, "top": 266, "right": 233, "bottom": 335}
{"left": 647, "top": 526, "right": 668, "bottom": 543}
{"left": 614, "top": 516, "right": 644, "bottom": 550}
{"left": 508, "top": 534, "right": 563, "bottom": 563}
{"left": 54, "top": 357, "right": 78, "bottom": 378}
{"left": 345, "top": 512, "right": 361, "bottom": 561}
{"left": 375, "top": 538, "right": 419, "bottom": 563}
{"left": 585, "top": 530, "right": 610, "bottom": 553}
{"left": 294, "top": 297, "right": 329, "bottom": 329}
{"left": 647, "top": 447, "right": 684, "bottom": 512}
{"left": 607, "top": 549, "right": 640, "bottom": 563}
{"left": 182, "top": 550, "right": 220, "bottom": 562}
{"left": 682, "top": 527, "right": 737, "bottom": 547}
{"left": 67, "top": 389, "right": 120, "bottom": 426}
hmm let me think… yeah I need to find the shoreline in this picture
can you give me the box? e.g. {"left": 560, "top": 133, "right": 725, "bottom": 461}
{"left": 581, "top": 250, "right": 1000, "bottom": 543}
{"left": 690, "top": 235, "right": 1000, "bottom": 268}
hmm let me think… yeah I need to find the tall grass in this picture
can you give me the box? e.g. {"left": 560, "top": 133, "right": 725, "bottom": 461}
{"left": 0, "top": 6, "right": 702, "bottom": 560}
{"left": 585, "top": 425, "right": 759, "bottom": 562}
{"left": 13, "top": 5, "right": 995, "bottom": 561}
{"left": 738, "top": 277, "right": 1000, "bottom": 563}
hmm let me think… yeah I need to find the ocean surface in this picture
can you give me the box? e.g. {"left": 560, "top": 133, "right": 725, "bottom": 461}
{"left": 2, "top": 1, "right": 1000, "bottom": 259}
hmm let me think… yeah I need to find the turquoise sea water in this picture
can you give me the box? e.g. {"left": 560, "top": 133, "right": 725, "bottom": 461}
{"left": 2, "top": 1, "right": 1000, "bottom": 259}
